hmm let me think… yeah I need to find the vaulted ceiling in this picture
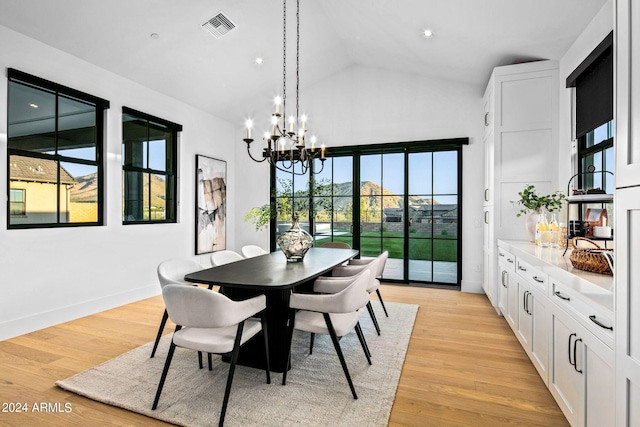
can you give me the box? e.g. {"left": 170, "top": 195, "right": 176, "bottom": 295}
{"left": 0, "top": 0, "right": 607, "bottom": 123}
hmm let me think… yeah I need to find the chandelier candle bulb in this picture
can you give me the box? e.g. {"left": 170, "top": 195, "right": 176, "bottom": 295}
{"left": 288, "top": 116, "right": 295, "bottom": 133}
{"left": 274, "top": 96, "right": 282, "bottom": 115}
{"left": 321, "top": 144, "right": 325, "bottom": 159}
{"left": 311, "top": 135, "right": 317, "bottom": 151}
{"left": 245, "top": 119, "right": 253, "bottom": 139}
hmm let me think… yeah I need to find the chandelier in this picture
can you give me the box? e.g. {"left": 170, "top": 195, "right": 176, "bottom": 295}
{"left": 242, "top": 0, "right": 325, "bottom": 175}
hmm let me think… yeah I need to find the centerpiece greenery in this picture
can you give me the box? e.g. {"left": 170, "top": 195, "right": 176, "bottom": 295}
{"left": 511, "top": 184, "right": 566, "bottom": 217}
{"left": 244, "top": 177, "right": 335, "bottom": 231}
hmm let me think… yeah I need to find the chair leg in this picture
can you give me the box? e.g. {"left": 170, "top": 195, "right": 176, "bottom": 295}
{"left": 323, "top": 313, "right": 358, "bottom": 400}
{"left": 309, "top": 333, "right": 315, "bottom": 354}
{"left": 198, "top": 351, "right": 203, "bottom": 369}
{"left": 376, "top": 289, "right": 389, "bottom": 317}
{"left": 260, "top": 312, "right": 271, "bottom": 384}
{"left": 219, "top": 321, "right": 245, "bottom": 427}
{"left": 366, "top": 302, "right": 381, "bottom": 336}
{"left": 150, "top": 309, "right": 169, "bottom": 358}
{"left": 152, "top": 336, "right": 178, "bottom": 410}
{"left": 282, "top": 311, "right": 295, "bottom": 386}
{"left": 354, "top": 322, "right": 372, "bottom": 363}
{"left": 208, "top": 353, "right": 213, "bottom": 371}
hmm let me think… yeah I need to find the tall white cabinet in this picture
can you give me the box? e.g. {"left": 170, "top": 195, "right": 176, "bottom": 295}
{"left": 482, "top": 61, "right": 560, "bottom": 310}
{"left": 615, "top": 1, "right": 640, "bottom": 425}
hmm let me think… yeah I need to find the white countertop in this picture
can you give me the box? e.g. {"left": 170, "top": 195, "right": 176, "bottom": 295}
{"left": 498, "top": 240, "right": 614, "bottom": 313}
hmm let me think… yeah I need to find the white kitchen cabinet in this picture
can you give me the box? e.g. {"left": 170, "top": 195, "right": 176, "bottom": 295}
{"left": 550, "top": 303, "right": 614, "bottom": 427}
{"left": 615, "top": 1, "right": 640, "bottom": 426}
{"left": 497, "top": 248, "right": 517, "bottom": 329}
{"left": 482, "top": 60, "right": 559, "bottom": 310}
{"left": 513, "top": 258, "right": 550, "bottom": 384}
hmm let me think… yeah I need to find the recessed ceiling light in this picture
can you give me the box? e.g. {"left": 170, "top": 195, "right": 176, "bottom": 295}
{"left": 150, "top": 33, "right": 160, "bottom": 39}
{"left": 423, "top": 29, "right": 434, "bottom": 38}
{"left": 255, "top": 57, "right": 264, "bottom": 65}
{"left": 29, "top": 103, "right": 38, "bottom": 109}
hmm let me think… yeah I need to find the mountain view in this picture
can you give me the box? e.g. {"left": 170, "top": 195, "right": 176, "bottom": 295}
{"left": 70, "top": 173, "right": 167, "bottom": 208}
{"left": 331, "top": 181, "right": 438, "bottom": 211}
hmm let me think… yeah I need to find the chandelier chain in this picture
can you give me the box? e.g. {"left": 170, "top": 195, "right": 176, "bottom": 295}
{"left": 282, "top": 0, "right": 287, "bottom": 120}
{"left": 296, "top": 0, "right": 300, "bottom": 122}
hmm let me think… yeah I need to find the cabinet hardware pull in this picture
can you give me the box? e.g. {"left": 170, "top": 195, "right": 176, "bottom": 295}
{"left": 485, "top": 188, "right": 489, "bottom": 201}
{"left": 568, "top": 333, "right": 576, "bottom": 367}
{"left": 589, "top": 315, "right": 613, "bottom": 331}
{"left": 574, "top": 338, "right": 583, "bottom": 374}
{"left": 533, "top": 276, "right": 544, "bottom": 283}
{"left": 499, "top": 252, "right": 504, "bottom": 257}
{"left": 502, "top": 271, "right": 508, "bottom": 288}
{"left": 523, "top": 291, "right": 530, "bottom": 314}
{"left": 554, "top": 291, "right": 570, "bottom": 301}
{"left": 527, "top": 292, "right": 533, "bottom": 316}
{"left": 484, "top": 112, "right": 489, "bottom": 126}
{"left": 484, "top": 211, "right": 489, "bottom": 224}
{"left": 507, "top": 259, "right": 514, "bottom": 263}
{"left": 518, "top": 265, "right": 527, "bottom": 271}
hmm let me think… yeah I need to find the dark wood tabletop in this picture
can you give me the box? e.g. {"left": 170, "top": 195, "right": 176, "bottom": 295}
{"left": 184, "top": 247, "right": 359, "bottom": 291}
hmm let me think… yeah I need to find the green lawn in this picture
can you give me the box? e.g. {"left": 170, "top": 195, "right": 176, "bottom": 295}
{"left": 315, "top": 231, "right": 458, "bottom": 262}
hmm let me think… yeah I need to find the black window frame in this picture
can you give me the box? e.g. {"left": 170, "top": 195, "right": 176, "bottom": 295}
{"left": 270, "top": 138, "right": 468, "bottom": 287}
{"left": 122, "top": 107, "right": 181, "bottom": 225}
{"left": 6, "top": 68, "right": 109, "bottom": 229}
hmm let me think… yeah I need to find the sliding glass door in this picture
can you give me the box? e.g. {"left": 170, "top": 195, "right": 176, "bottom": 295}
{"left": 272, "top": 139, "right": 464, "bottom": 286}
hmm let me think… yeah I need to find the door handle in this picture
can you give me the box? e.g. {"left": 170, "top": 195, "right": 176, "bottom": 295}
{"left": 568, "top": 333, "right": 576, "bottom": 368}
{"left": 484, "top": 211, "right": 489, "bottom": 224}
{"left": 484, "top": 112, "right": 490, "bottom": 126}
{"left": 523, "top": 291, "right": 529, "bottom": 314}
{"left": 484, "top": 188, "right": 489, "bottom": 201}
{"left": 502, "top": 271, "right": 508, "bottom": 288}
{"left": 573, "top": 338, "right": 583, "bottom": 374}
{"left": 518, "top": 265, "right": 527, "bottom": 272}
{"left": 526, "top": 292, "right": 533, "bottom": 316}
{"left": 554, "top": 291, "right": 570, "bottom": 301}
{"left": 533, "top": 276, "right": 544, "bottom": 283}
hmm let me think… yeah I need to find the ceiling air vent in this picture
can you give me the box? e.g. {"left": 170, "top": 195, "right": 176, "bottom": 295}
{"left": 202, "top": 12, "right": 236, "bottom": 39}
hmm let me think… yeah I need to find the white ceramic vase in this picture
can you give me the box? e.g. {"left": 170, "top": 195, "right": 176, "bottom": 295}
{"left": 525, "top": 210, "right": 542, "bottom": 242}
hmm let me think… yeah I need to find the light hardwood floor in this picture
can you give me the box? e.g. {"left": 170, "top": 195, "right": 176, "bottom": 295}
{"left": 0, "top": 285, "right": 568, "bottom": 427}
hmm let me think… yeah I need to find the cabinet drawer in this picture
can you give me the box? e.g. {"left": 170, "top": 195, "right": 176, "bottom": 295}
{"left": 550, "top": 280, "right": 614, "bottom": 348}
{"left": 515, "top": 258, "right": 548, "bottom": 293}
{"left": 497, "top": 247, "right": 516, "bottom": 271}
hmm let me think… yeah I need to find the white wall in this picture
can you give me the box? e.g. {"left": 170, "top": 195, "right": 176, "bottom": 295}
{"left": 0, "top": 25, "right": 236, "bottom": 341}
{"left": 558, "top": 0, "right": 614, "bottom": 188}
{"left": 235, "top": 65, "right": 486, "bottom": 293}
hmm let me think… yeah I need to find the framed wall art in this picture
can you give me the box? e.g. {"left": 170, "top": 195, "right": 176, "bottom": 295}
{"left": 195, "top": 155, "right": 226, "bottom": 254}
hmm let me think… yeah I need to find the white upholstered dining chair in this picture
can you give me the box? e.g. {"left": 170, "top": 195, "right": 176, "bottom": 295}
{"left": 151, "top": 258, "right": 203, "bottom": 358}
{"left": 282, "top": 269, "right": 371, "bottom": 399}
{"left": 152, "top": 284, "right": 270, "bottom": 427}
{"left": 241, "top": 244, "right": 268, "bottom": 258}
{"left": 211, "top": 250, "right": 244, "bottom": 266}
{"left": 326, "top": 255, "right": 383, "bottom": 335}
{"left": 347, "top": 250, "right": 389, "bottom": 317}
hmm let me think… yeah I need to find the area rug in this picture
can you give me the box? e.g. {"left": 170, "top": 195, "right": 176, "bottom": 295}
{"left": 56, "top": 302, "right": 417, "bottom": 427}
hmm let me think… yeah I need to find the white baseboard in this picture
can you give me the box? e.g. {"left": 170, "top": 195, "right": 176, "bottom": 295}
{"left": 0, "top": 284, "right": 159, "bottom": 342}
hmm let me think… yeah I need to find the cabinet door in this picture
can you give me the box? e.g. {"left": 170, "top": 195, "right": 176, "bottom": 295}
{"left": 516, "top": 283, "right": 532, "bottom": 349}
{"left": 615, "top": 0, "right": 640, "bottom": 188}
{"left": 530, "top": 290, "right": 550, "bottom": 385}
{"left": 506, "top": 269, "right": 519, "bottom": 330}
{"left": 498, "top": 267, "right": 508, "bottom": 316}
{"left": 483, "top": 131, "right": 494, "bottom": 207}
{"left": 584, "top": 333, "right": 614, "bottom": 427}
{"left": 614, "top": 185, "right": 640, "bottom": 426}
{"left": 550, "top": 309, "right": 583, "bottom": 427}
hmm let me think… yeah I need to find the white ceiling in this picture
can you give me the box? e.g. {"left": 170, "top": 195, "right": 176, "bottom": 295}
{"left": 0, "top": 0, "right": 607, "bottom": 124}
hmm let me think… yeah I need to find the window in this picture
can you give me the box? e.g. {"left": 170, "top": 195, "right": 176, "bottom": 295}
{"left": 272, "top": 138, "right": 467, "bottom": 286}
{"left": 7, "top": 69, "right": 109, "bottom": 228}
{"left": 567, "top": 32, "right": 614, "bottom": 192}
{"left": 122, "top": 107, "right": 181, "bottom": 223}
{"left": 9, "top": 189, "right": 25, "bottom": 216}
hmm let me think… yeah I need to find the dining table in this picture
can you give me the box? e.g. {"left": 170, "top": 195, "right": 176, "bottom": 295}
{"left": 184, "top": 247, "right": 358, "bottom": 372}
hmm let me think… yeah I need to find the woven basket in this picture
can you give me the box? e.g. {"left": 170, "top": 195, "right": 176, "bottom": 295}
{"left": 569, "top": 237, "right": 613, "bottom": 275}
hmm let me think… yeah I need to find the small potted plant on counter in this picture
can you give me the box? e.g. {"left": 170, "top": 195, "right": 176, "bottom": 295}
{"left": 512, "top": 184, "right": 565, "bottom": 242}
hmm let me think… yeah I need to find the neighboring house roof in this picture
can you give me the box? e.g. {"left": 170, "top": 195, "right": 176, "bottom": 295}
{"left": 9, "top": 156, "right": 76, "bottom": 185}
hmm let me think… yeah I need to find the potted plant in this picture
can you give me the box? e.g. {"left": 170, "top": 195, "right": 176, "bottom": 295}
{"left": 245, "top": 177, "right": 335, "bottom": 261}
{"left": 512, "top": 184, "right": 566, "bottom": 241}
